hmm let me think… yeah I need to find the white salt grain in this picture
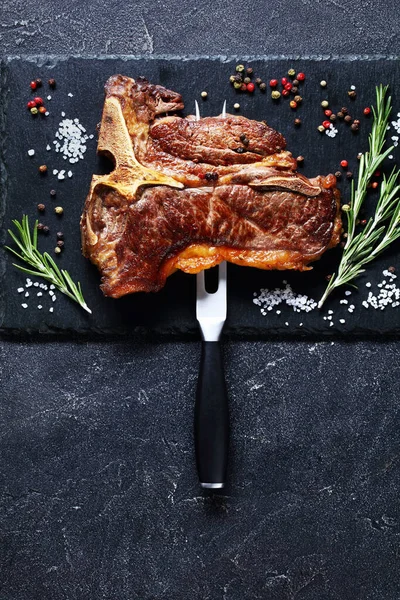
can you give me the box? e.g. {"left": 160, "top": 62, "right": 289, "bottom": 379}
{"left": 21, "top": 303, "right": 28, "bottom": 309}
{"left": 49, "top": 307, "right": 54, "bottom": 313}
{"left": 68, "top": 92, "right": 74, "bottom": 97}
{"left": 37, "top": 292, "right": 43, "bottom": 297}
{"left": 25, "top": 292, "right": 29, "bottom": 297}
{"left": 17, "top": 287, "right": 24, "bottom": 293}
{"left": 27, "top": 149, "right": 35, "bottom": 156}
{"left": 37, "top": 305, "right": 42, "bottom": 310}
{"left": 339, "top": 319, "right": 346, "bottom": 324}
{"left": 34, "top": 282, "right": 39, "bottom": 287}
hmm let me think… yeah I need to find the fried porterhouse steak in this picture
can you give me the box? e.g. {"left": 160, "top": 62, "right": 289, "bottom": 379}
{"left": 81, "top": 75, "right": 341, "bottom": 298}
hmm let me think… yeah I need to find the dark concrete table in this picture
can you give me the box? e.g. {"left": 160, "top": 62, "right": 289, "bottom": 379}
{"left": 1, "top": 2, "right": 400, "bottom": 599}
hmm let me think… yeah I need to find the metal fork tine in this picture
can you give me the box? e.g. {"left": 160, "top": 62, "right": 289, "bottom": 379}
{"left": 195, "top": 100, "right": 201, "bottom": 121}
{"left": 221, "top": 100, "right": 227, "bottom": 118}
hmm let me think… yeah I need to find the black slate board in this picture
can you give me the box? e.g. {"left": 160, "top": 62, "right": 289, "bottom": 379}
{"left": 1, "top": 55, "right": 400, "bottom": 337}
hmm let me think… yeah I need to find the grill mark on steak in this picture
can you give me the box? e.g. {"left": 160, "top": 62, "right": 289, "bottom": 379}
{"left": 81, "top": 75, "right": 341, "bottom": 298}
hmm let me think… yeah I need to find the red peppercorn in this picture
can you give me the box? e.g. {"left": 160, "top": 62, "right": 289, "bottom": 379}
{"left": 297, "top": 72, "right": 306, "bottom": 81}
{"left": 281, "top": 77, "right": 288, "bottom": 86}
{"left": 322, "top": 120, "right": 331, "bottom": 129}
{"left": 246, "top": 82, "right": 255, "bottom": 92}
{"left": 27, "top": 100, "right": 36, "bottom": 109}
{"left": 324, "top": 109, "right": 332, "bottom": 117}
{"left": 34, "top": 96, "right": 44, "bottom": 106}
{"left": 372, "top": 181, "right": 379, "bottom": 189}
{"left": 340, "top": 159, "right": 348, "bottom": 168}
{"left": 374, "top": 170, "right": 381, "bottom": 177}
{"left": 282, "top": 89, "right": 290, "bottom": 97}
{"left": 284, "top": 82, "right": 293, "bottom": 91}
{"left": 363, "top": 107, "right": 371, "bottom": 116}
{"left": 30, "top": 81, "right": 37, "bottom": 90}
{"left": 269, "top": 79, "right": 278, "bottom": 88}
{"left": 360, "top": 219, "right": 367, "bottom": 225}
{"left": 39, "top": 106, "right": 47, "bottom": 114}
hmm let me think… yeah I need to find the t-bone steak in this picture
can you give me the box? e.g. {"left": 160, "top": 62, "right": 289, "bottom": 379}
{"left": 81, "top": 75, "right": 341, "bottom": 298}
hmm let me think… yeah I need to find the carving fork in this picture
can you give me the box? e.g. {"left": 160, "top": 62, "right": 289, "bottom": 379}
{"left": 194, "top": 101, "right": 229, "bottom": 489}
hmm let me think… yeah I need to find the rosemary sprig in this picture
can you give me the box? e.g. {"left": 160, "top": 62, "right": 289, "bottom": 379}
{"left": 5, "top": 215, "right": 92, "bottom": 314}
{"left": 318, "top": 85, "right": 400, "bottom": 308}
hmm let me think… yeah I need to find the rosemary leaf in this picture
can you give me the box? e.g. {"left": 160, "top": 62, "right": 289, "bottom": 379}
{"left": 318, "top": 85, "right": 400, "bottom": 308}
{"left": 5, "top": 215, "right": 92, "bottom": 314}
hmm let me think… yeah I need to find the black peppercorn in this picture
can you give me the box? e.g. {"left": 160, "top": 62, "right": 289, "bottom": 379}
{"left": 234, "top": 74, "right": 243, "bottom": 83}
{"left": 48, "top": 78, "right": 56, "bottom": 88}
{"left": 294, "top": 118, "right": 301, "bottom": 126}
{"left": 255, "top": 77, "right": 262, "bottom": 85}
{"left": 246, "top": 67, "right": 253, "bottom": 75}
{"left": 42, "top": 225, "right": 50, "bottom": 234}
{"left": 291, "top": 86, "right": 298, "bottom": 95}
{"left": 292, "top": 79, "right": 299, "bottom": 86}
{"left": 259, "top": 82, "right": 267, "bottom": 91}
{"left": 330, "top": 114, "right": 337, "bottom": 122}
{"left": 335, "top": 171, "right": 342, "bottom": 179}
{"left": 35, "top": 78, "right": 42, "bottom": 87}
{"left": 239, "top": 133, "right": 249, "bottom": 145}
{"left": 389, "top": 266, "right": 396, "bottom": 273}
{"left": 348, "top": 90, "right": 357, "bottom": 99}
{"left": 353, "top": 119, "right": 361, "bottom": 126}
{"left": 351, "top": 123, "right": 359, "bottom": 132}
{"left": 344, "top": 115, "right": 352, "bottom": 123}
{"left": 56, "top": 231, "right": 64, "bottom": 240}
{"left": 37, "top": 203, "right": 45, "bottom": 212}
{"left": 346, "top": 171, "right": 353, "bottom": 179}
{"left": 37, "top": 223, "right": 44, "bottom": 231}
{"left": 341, "top": 107, "right": 348, "bottom": 115}
{"left": 244, "top": 77, "right": 251, "bottom": 84}
{"left": 337, "top": 111, "right": 344, "bottom": 119}
{"left": 56, "top": 240, "right": 64, "bottom": 248}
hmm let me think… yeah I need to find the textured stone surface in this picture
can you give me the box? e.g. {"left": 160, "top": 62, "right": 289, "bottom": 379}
{"left": 1, "top": 1, "right": 400, "bottom": 599}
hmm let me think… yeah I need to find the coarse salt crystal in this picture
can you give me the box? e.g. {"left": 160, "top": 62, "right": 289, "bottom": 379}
{"left": 49, "top": 307, "right": 54, "bottom": 313}
{"left": 17, "top": 287, "right": 24, "bottom": 293}
{"left": 25, "top": 292, "right": 29, "bottom": 297}
{"left": 21, "top": 303, "right": 28, "bottom": 309}
{"left": 37, "top": 292, "right": 43, "bottom": 297}
{"left": 53, "top": 169, "right": 58, "bottom": 175}
{"left": 50, "top": 284, "right": 55, "bottom": 290}
{"left": 68, "top": 92, "right": 74, "bottom": 97}
{"left": 45, "top": 112, "right": 49, "bottom": 116}
{"left": 27, "top": 149, "right": 35, "bottom": 156}
{"left": 61, "top": 111, "right": 65, "bottom": 117}
{"left": 366, "top": 282, "right": 371, "bottom": 287}
{"left": 34, "top": 282, "right": 39, "bottom": 287}
{"left": 47, "top": 95, "right": 52, "bottom": 100}
{"left": 67, "top": 170, "right": 73, "bottom": 178}
{"left": 339, "top": 319, "right": 345, "bottom": 324}
{"left": 37, "top": 305, "right": 42, "bottom": 310}
{"left": 345, "top": 290, "right": 351, "bottom": 296}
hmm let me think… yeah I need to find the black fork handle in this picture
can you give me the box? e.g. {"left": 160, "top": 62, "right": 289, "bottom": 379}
{"left": 195, "top": 341, "right": 229, "bottom": 488}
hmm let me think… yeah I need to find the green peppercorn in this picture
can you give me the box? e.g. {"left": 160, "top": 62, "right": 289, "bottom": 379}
{"left": 288, "top": 68, "right": 296, "bottom": 77}
{"left": 54, "top": 206, "right": 63, "bottom": 215}
{"left": 229, "top": 75, "right": 236, "bottom": 83}
{"left": 321, "top": 100, "right": 329, "bottom": 108}
{"left": 233, "top": 103, "right": 240, "bottom": 110}
{"left": 54, "top": 246, "right": 62, "bottom": 254}
{"left": 30, "top": 107, "right": 38, "bottom": 115}
{"left": 236, "top": 64, "right": 245, "bottom": 72}
{"left": 320, "top": 80, "right": 327, "bottom": 87}
{"left": 317, "top": 125, "right": 325, "bottom": 133}
{"left": 233, "top": 82, "right": 242, "bottom": 89}
{"left": 271, "top": 90, "right": 281, "bottom": 100}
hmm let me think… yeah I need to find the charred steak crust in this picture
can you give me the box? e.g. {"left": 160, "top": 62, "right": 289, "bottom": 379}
{"left": 81, "top": 75, "right": 341, "bottom": 298}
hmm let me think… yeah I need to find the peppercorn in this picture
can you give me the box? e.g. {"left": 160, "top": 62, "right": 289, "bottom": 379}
{"left": 348, "top": 90, "right": 357, "bottom": 99}
{"left": 37, "top": 223, "right": 44, "bottom": 230}
{"left": 346, "top": 171, "right": 353, "bottom": 179}
{"left": 271, "top": 90, "right": 281, "bottom": 100}
{"left": 233, "top": 103, "right": 240, "bottom": 110}
{"left": 317, "top": 125, "right": 325, "bottom": 133}
{"left": 360, "top": 219, "right": 367, "bottom": 226}
{"left": 321, "top": 100, "right": 329, "bottom": 108}
{"left": 34, "top": 96, "right": 43, "bottom": 105}
{"left": 54, "top": 247, "right": 62, "bottom": 254}
{"left": 239, "top": 133, "right": 249, "bottom": 145}
{"left": 246, "top": 67, "right": 253, "bottom": 75}
{"left": 350, "top": 123, "right": 359, "bottom": 132}
{"left": 341, "top": 107, "right": 348, "bottom": 115}
{"left": 54, "top": 206, "right": 64, "bottom": 215}
{"left": 288, "top": 68, "right": 296, "bottom": 77}
{"left": 363, "top": 107, "right": 371, "bottom": 116}
{"left": 201, "top": 91, "right": 208, "bottom": 99}
{"left": 244, "top": 77, "right": 251, "bottom": 84}
{"left": 56, "top": 240, "right": 65, "bottom": 249}
{"left": 39, "top": 165, "right": 47, "bottom": 174}
{"left": 56, "top": 231, "right": 64, "bottom": 240}
{"left": 39, "top": 106, "right": 47, "bottom": 114}
{"left": 388, "top": 266, "right": 396, "bottom": 273}
{"left": 296, "top": 155, "right": 304, "bottom": 164}
{"left": 42, "top": 225, "right": 50, "bottom": 234}
{"left": 48, "top": 78, "right": 56, "bottom": 88}
{"left": 374, "top": 170, "right": 381, "bottom": 177}
{"left": 240, "top": 83, "right": 247, "bottom": 92}
{"left": 353, "top": 119, "right": 360, "bottom": 126}
{"left": 322, "top": 120, "right": 331, "bottom": 129}
{"left": 259, "top": 82, "right": 266, "bottom": 91}
{"left": 30, "top": 107, "right": 38, "bottom": 115}
{"left": 330, "top": 114, "right": 337, "bottom": 122}
{"left": 297, "top": 72, "right": 305, "bottom": 81}
{"left": 234, "top": 74, "right": 243, "bottom": 83}
{"left": 37, "top": 203, "right": 45, "bottom": 211}
{"left": 281, "top": 77, "right": 288, "bottom": 86}
{"left": 229, "top": 75, "right": 236, "bottom": 83}
{"left": 342, "top": 204, "right": 351, "bottom": 212}
{"left": 233, "top": 82, "right": 242, "bottom": 89}
{"left": 282, "top": 89, "right": 290, "bottom": 97}
{"left": 324, "top": 109, "right": 332, "bottom": 117}
{"left": 337, "top": 111, "right": 344, "bottom": 119}
{"left": 269, "top": 79, "right": 278, "bottom": 88}
{"left": 35, "top": 78, "right": 42, "bottom": 87}
{"left": 294, "top": 118, "right": 301, "bottom": 126}
{"left": 294, "top": 95, "right": 302, "bottom": 103}
{"left": 340, "top": 159, "right": 348, "bottom": 168}
{"left": 325, "top": 274, "right": 332, "bottom": 281}
{"left": 255, "top": 77, "right": 262, "bottom": 85}
{"left": 246, "top": 82, "right": 255, "bottom": 92}
{"left": 344, "top": 115, "right": 352, "bottom": 123}
{"left": 30, "top": 81, "right": 37, "bottom": 90}
{"left": 284, "top": 82, "right": 293, "bottom": 91}
{"left": 50, "top": 189, "right": 56, "bottom": 197}
{"left": 236, "top": 64, "right": 245, "bottom": 72}
{"left": 320, "top": 80, "right": 327, "bottom": 87}
{"left": 371, "top": 181, "right": 379, "bottom": 189}
{"left": 289, "top": 100, "right": 297, "bottom": 109}
{"left": 290, "top": 86, "right": 298, "bottom": 95}
{"left": 335, "top": 171, "right": 342, "bottom": 179}
{"left": 292, "top": 79, "right": 299, "bottom": 86}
